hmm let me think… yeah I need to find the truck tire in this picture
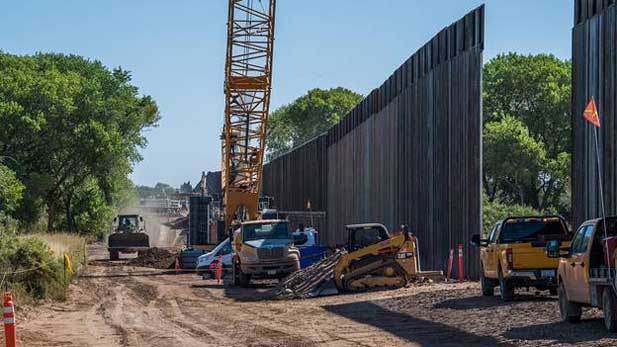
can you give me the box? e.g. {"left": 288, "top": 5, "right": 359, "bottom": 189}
{"left": 109, "top": 250, "right": 119, "bottom": 261}
{"left": 498, "top": 269, "right": 514, "bottom": 301}
{"left": 232, "top": 261, "right": 240, "bottom": 286}
{"left": 239, "top": 271, "right": 251, "bottom": 288}
{"left": 603, "top": 288, "right": 617, "bottom": 332}
{"left": 559, "top": 282, "right": 581, "bottom": 323}
{"left": 480, "top": 265, "right": 495, "bottom": 296}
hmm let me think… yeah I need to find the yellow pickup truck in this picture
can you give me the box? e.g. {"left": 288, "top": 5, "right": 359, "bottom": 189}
{"left": 472, "top": 216, "right": 571, "bottom": 301}
{"left": 546, "top": 216, "right": 617, "bottom": 332}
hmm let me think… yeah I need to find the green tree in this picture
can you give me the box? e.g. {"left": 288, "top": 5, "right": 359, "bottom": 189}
{"left": 483, "top": 53, "right": 571, "bottom": 213}
{"left": 266, "top": 87, "right": 362, "bottom": 159}
{"left": 0, "top": 52, "right": 159, "bottom": 234}
{"left": 483, "top": 117, "right": 546, "bottom": 205}
{"left": 482, "top": 192, "right": 541, "bottom": 237}
{"left": 0, "top": 164, "right": 24, "bottom": 214}
{"left": 135, "top": 183, "right": 176, "bottom": 199}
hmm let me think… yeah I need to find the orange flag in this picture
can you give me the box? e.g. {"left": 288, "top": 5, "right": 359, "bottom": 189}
{"left": 584, "top": 97, "right": 601, "bottom": 127}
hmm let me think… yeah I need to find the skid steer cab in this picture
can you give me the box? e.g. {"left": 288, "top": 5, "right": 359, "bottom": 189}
{"left": 108, "top": 214, "right": 150, "bottom": 260}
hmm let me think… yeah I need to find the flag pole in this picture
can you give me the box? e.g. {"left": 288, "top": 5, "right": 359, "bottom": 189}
{"left": 592, "top": 113, "right": 611, "bottom": 280}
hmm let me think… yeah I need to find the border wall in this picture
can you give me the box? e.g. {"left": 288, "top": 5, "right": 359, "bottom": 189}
{"left": 262, "top": 134, "right": 328, "bottom": 211}
{"left": 572, "top": 0, "right": 617, "bottom": 228}
{"left": 262, "top": 6, "right": 484, "bottom": 276}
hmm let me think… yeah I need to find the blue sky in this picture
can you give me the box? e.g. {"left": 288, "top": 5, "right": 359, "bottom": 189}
{"left": 0, "top": 1, "right": 573, "bottom": 187}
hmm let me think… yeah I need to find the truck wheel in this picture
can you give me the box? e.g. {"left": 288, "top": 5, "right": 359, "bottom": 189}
{"left": 498, "top": 269, "right": 514, "bottom": 301}
{"left": 603, "top": 288, "right": 617, "bottom": 332}
{"left": 559, "top": 282, "right": 581, "bottom": 323}
{"left": 232, "top": 261, "right": 240, "bottom": 286}
{"left": 109, "top": 250, "right": 119, "bottom": 261}
{"left": 239, "top": 271, "right": 251, "bottom": 288}
{"left": 480, "top": 266, "right": 495, "bottom": 296}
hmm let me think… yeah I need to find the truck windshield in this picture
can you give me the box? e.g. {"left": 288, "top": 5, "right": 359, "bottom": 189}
{"left": 243, "top": 222, "right": 290, "bottom": 241}
{"left": 500, "top": 218, "right": 566, "bottom": 243}
{"left": 118, "top": 216, "right": 138, "bottom": 231}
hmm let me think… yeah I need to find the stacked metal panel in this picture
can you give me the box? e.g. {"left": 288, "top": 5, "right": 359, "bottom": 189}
{"left": 262, "top": 6, "right": 484, "bottom": 276}
{"left": 573, "top": 1, "right": 617, "bottom": 228}
{"left": 188, "top": 196, "right": 212, "bottom": 246}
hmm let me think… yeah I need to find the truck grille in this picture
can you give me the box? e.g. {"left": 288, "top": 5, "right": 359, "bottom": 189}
{"left": 257, "top": 247, "right": 285, "bottom": 259}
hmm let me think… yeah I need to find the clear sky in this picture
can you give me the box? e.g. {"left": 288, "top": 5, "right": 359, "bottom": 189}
{"left": 0, "top": 0, "right": 573, "bottom": 188}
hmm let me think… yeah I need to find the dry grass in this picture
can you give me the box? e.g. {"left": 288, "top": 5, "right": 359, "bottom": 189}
{"left": 23, "top": 233, "right": 89, "bottom": 273}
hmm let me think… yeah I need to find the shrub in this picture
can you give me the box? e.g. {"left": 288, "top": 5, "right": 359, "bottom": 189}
{"left": 0, "top": 234, "right": 64, "bottom": 300}
{"left": 483, "top": 193, "right": 543, "bottom": 237}
{"left": 0, "top": 232, "right": 87, "bottom": 301}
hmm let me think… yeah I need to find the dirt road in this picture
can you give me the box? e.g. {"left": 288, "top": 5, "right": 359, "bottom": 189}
{"left": 12, "top": 245, "right": 617, "bottom": 346}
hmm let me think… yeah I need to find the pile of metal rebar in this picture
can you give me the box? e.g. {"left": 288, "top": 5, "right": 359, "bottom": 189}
{"left": 269, "top": 249, "right": 346, "bottom": 299}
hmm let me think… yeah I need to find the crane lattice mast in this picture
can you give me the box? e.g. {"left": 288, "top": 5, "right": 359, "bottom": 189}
{"left": 222, "top": 0, "right": 276, "bottom": 229}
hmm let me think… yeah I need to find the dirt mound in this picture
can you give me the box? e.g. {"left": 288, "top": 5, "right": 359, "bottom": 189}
{"left": 128, "top": 248, "right": 177, "bottom": 269}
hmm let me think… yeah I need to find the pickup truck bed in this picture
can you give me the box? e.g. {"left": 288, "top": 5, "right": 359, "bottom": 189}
{"left": 475, "top": 216, "right": 571, "bottom": 301}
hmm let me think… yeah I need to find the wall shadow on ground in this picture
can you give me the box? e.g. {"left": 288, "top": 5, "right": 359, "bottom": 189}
{"left": 434, "top": 294, "right": 555, "bottom": 310}
{"left": 323, "top": 300, "right": 514, "bottom": 347}
{"left": 503, "top": 319, "right": 611, "bottom": 345}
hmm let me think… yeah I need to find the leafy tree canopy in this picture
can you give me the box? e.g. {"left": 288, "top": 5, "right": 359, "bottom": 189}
{"left": 0, "top": 164, "right": 24, "bottom": 213}
{"left": 266, "top": 87, "right": 362, "bottom": 159}
{"left": 136, "top": 183, "right": 176, "bottom": 199}
{"left": 0, "top": 52, "right": 160, "bottom": 234}
{"left": 483, "top": 53, "right": 571, "bottom": 215}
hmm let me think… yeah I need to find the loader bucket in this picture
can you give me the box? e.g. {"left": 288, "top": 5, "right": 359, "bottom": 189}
{"left": 108, "top": 232, "right": 150, "bottom": 249}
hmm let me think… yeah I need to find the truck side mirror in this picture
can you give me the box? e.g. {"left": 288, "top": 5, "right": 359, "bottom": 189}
{"left": 470, "top": 234, "right": 487, "bottom": 247}
{"left": 113, "top": 217, "right": 117, "bottom": 223}
{"left": 545, "top": 240, "right": 564, "bottom": 258}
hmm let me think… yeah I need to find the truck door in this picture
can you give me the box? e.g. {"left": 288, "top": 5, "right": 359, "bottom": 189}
{"left": 566, "top": 224, "right": 593, "bottom": 303}
{"left": 482, "top": 223, "right": 500, "bottom": 279}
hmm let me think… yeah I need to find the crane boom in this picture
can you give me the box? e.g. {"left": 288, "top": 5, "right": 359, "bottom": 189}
{"left": 222, "top": 0, "right": 276, "bottom": 230}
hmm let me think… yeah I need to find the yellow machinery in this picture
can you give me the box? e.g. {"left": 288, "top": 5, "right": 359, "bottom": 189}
{"left": 222, "top": 0, "right": 276, "bottom": 230}
{"left": 333, "top": 224, "right": 441, "bottom": 291}
{"left": 273, "top": 223, "right": 443, "bottom": 297}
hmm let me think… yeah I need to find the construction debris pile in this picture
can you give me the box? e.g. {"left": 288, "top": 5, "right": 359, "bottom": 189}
{"left": 129, "top": 248, "right": 177, "bottom": 269}
{"left": 164, "top": 216, "right": 188, "bottom": 230}
{"left": 270, "top": 250, "right": 346, "bottom": 299}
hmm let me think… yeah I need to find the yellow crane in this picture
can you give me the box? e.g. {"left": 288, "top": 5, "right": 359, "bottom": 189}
{"left": 222, "top": 0, "right": 276, "bottom": 231}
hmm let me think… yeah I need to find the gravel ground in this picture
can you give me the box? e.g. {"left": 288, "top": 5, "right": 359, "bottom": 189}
{"left": 7, "top": 242, "right": 617, "bottom": 346}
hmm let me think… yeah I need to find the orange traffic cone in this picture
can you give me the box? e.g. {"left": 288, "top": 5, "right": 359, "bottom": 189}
{"left": 446, "top": 249, "right": 454, "bottom": 282}
{"left": 216, "top": 256, "right": 223, "bottom": 284}
{"left": 4, "top": 292, "right": 16, "bottom": 347}
{"left": 458, "top": 244, "right": 464, "bottom": 281}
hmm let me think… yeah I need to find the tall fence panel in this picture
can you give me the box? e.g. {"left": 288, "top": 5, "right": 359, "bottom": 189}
{"left": 262, "top": 134, "right": 328, "bottom": 212}
{"left": 326, "top": 6, "right": 484, "bottom": 277}
{"left": 572, "top": 1, "right": 617, "bottom": 228}
{"left": 262, "top": 6, "right": 483, "bottom": 277}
